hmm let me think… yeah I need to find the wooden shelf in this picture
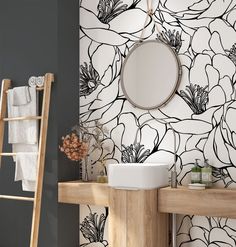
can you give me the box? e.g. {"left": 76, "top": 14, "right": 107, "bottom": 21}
{"left": 158, "top": 186, "right": 236, "bottom": 219}
{"left": 58, "top": 183, "right": 236, "bottom": 247}
{"left": 58, "top": 182, "right": 236, "bottom": 219}
{"left": 58, "top": 180, "right": 109, "bottom": 206}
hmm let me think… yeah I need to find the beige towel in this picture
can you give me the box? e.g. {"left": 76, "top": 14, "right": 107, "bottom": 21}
{"left": 15, "top": 152, "right": 38, "bottom": 192}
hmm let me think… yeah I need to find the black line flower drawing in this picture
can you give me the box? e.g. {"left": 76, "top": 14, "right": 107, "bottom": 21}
{"left": 121, "top": 143, "right": 150, "bottom": 163}
{"left": 80, "top": 206, "right": 108, "bottom": 247}
{"left": 204, "top": 100, "right": 236, "bottom": 184}
{"left": 158, "top": 29, "right": 182, "bottom": 53}
{"left": 178, "top": 215, "right": 236, "bottom": 247}
{"left": 79, "top": 1, "right": 236, "bottom": 246}
{"left": 157, "top": 0, "right": 235, "bottom": 37}
{"left": 80, "top": 0, "right": 152, "bottom": 48}
{"left": 228, "top": 43, "right": 236, "bottom": 65}
{"left": 180, "top": 84, "right": 209, "bottom": 114}
{"left": 97, "top": 0, "right": 128, "bottom": 24}
{"left": 118, "top": 112, "right": 181, "bottom": 171}
{"left": 212, "top": 167, "right": 232, "bottom": 187}
{"left": 80, "top": 62, "right": 101, "bottom": 97}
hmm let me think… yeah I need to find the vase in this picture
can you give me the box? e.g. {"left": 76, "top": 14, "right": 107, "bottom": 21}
{"left": 82, "top": 154, "right": 92, "bottom": 182}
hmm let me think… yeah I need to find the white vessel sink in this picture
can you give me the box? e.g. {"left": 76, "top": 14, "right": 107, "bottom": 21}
{"left": 108, "top": 163, "right": 169, "bottom": 190}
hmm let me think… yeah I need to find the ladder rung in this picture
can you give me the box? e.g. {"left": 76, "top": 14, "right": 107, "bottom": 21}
{"left": 3, "top": 116, "right": 42, "bottom": 121}
{"left": 36, "top": 87, "right": 44, "bottom": 91}
{"left": 0, "top": 73, "right": 54, "bottom": 247}
{"left": 6, "top": 87, "right": 44, "bottom": 93}
{"left": 0, "top": 195, "right": 34, "bottom": 202}
{"left": 0, "top": 152, "right": 17, "bottom": 156}
{"left": 0, "top": 152, "right": 38, "bottom": 156}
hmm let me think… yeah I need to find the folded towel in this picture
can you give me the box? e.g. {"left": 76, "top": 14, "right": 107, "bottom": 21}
{"left": 15, "top": 152, "right": 38, "bottom": 192}
{"left": 7, "top": 86, "right": 38, "bottom": 144}
{"left": 13, "top": 144, "right": 38, "bottom": 153}
{"left": 12, "top": 143, "right": 38, "bottom": 162}
{"left": 22, "top": 180, "right": 36, "bottom": 192}
{"left": 12, "top": 86, "right": 31, "bottom": 106}
{"left": 28, "top": 76, "right": 37, "bottom": 87}
{"left": 36, "top": 76, "right": 44, "bottom": 87}
{"left": 28, "top": 76, "right": 44, "bottom": 87}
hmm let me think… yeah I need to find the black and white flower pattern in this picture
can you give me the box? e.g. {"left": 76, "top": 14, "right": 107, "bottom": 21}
{"left": 80, "top": 0, "right": 236, "bottom": 246}
{"left": 178, "top": 215, "right": 236, "bottom": 247}
{"left": 80, "top": 206, "right": 108, "bottom": 247}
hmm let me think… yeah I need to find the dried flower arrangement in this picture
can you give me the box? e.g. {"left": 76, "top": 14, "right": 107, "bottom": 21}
{"left": 59, "top": 121, "right": 109, "bottom": 180}
{"left": 59, "top": 133, "right": 88, "bottom": 161}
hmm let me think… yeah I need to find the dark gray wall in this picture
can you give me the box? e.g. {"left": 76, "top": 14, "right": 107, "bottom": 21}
{"left": 58, "top": 0, "right": 80, "bottom": 246}
{"left": 0, "top": 0, "right": 79, "bottom": 246}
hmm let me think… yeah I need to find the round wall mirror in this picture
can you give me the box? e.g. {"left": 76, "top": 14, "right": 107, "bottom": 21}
{"left": 121, "top": 40, "right": 182, "bottom": 109}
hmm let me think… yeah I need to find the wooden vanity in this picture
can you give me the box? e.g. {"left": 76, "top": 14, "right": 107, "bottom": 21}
{"left": 59, "top": 181, "right": 168, "bottom": 247}
{"left": 158, "top": 186, "right": 236, "bottom": 219}
{"left": 58, "top": 181, "right": 236, "bottom": 247}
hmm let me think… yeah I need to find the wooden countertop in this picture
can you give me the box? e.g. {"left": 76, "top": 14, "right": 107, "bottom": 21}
{"left": 158, "top": 186, "right": 236, "bottom": 219}
{"left": 58, "top": 180, "right": 109, "bottom": 206}
{"left": 58, "top": 181, "right": 236, "bottom": 218}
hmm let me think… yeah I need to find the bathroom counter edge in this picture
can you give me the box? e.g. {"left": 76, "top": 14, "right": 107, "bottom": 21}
{"left": 58, "top": 180, "right": 109, "bottom": 206}
{"left": 158, "top": 186, "right": 236, "bottom": 219}
{"left": 58, "top": 182, "right": 236, "bottom": 219}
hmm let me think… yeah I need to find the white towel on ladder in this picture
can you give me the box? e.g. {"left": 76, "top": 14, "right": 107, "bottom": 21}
{"left": 12, "top": 86, "right": 31, "bottom": 106}
{"left": 7, "top": 86, "right": 38, "bottom": 144}
{"left": 7, "top": 86, "right": 39, "bottom": 192}
{"left": 15, "top": 152, "right": 38, "bottom": 192}
{"left": 12, "top": 143, "right": 38, "bottom": 163}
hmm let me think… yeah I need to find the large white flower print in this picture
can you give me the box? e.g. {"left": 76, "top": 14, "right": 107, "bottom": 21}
{"left": 80, "top": 206, "right": 108, "bottom": 247}
{"left": 79, "top": 0, "right": 163, "bottom": 171}
{"left": 178, "top": 215, "right": 236, "bottom": 247}
{"left": 80, "top": 0, "right": 153, "bottom": 47}
{"left": 175, "top": 17, "right": 236, "bottom": 186}
{"left": 79, "top": 44, "right": 124, "bottom": 124}
{"left": 80, "top": 0, "right": 155, "bottom": 126}
{"left": 204, "top": 101, "right": 236, "bottom": 186}
{"left": 157, "top": 0, "right": 236, "bottom": 36}
{"left": 79, "top": 1, "right": 236, "bottom": 246}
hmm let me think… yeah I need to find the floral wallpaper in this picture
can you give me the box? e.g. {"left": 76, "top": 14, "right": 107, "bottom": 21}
{"left": 79, "top": 0, "right": 236, "bottom": 246}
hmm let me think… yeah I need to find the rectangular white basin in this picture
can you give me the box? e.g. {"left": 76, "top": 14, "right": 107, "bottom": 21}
{"left": 108, "top": 163, "right": 169, "bottom": 190}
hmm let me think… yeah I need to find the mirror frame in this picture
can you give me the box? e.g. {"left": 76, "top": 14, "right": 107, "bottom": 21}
{"left": 121, "top": 40, "right": 182, "bottom": 110}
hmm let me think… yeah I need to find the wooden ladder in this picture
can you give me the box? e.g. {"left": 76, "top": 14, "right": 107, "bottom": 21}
{"left": 0, "top": 73, "right": 54, "bottom": 247}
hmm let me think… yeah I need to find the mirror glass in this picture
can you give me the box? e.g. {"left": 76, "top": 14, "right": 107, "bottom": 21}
{"left": 121, "top": 40, "right": 181, "bottom": 109}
